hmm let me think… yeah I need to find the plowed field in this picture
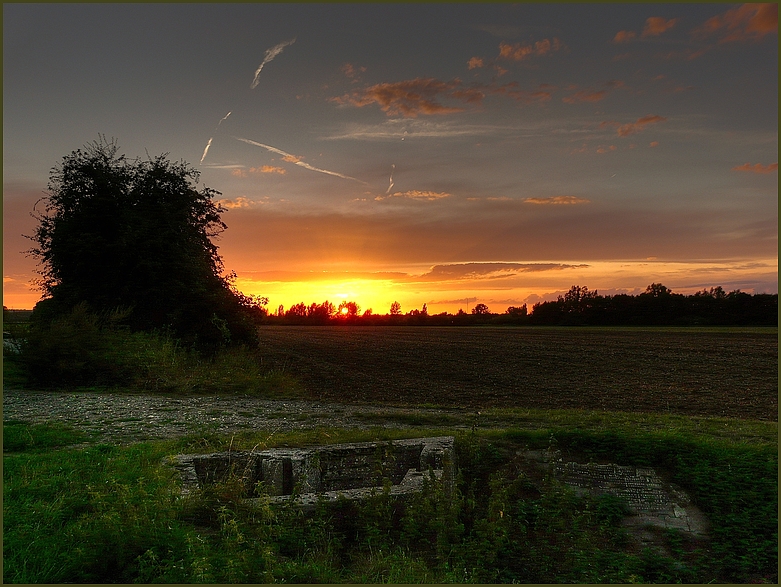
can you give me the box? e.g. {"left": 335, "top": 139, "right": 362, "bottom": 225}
{"left": 256, "top": 326, "right": 778, "bottom": 420}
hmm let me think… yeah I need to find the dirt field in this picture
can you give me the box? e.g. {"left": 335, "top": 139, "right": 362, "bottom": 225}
{"left": 255, "top": 326, "right": 778, "bottom": 421}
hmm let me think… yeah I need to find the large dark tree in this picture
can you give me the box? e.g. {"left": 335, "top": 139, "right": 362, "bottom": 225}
{"left": 28, "top": 137, "right": 262, "bottom": 350}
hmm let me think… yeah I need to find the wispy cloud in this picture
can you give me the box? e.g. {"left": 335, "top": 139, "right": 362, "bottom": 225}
{"left": 234, "top": 136, "right": 368, "bottom": 184}
{"left": 331, "top": 77, "right": 557, "bottom": 119}
{"left": 562, "top": 90, "right": 608, "bottom": 104}
{"left": 523, "top": 195, "right": 590, "bottom": 205}
{"left": 613, "top": 30, "right": 637, "bottom": 43}
{"left": 341, "top": 62, "right": 366, "bottom": 82}
{"left": 642, "top": 17, "right": 678, "bottom": 37}
{"left": 603, "top": 114, "right": 667, "bottom": 137}
{"left": 732, "top": 162, "right": 778, "bottom": 174}
{"left": 497, "top": 38, "right": 564, "bottom": 61}
{"left": 376, "top": 190, "right": 451, "bottom": 202}
{"left": 217, "top": 196, "right": 263, "bottom": 209}
{"left": 415, "top": 262, "right": 590, "bottom": 282}
{"left": 467, "top": 56, "right": 485, "bottom": 69}
{"left": 250, "top": 38, "right": 296, "bottom": 89}
{"left": 693, "top": 3, "right": 777, "bottom": 43}
{"left": 614, "top": 16, "right": 678, "bottom": 43}
{"left": 331, "top": 77, "right": 467, "bottom": 117}
{"left": 322, "top": 119, "right": 543, "bottom": 141}
{"left": 231, "top": 165, "right": 287, "bottom": 177}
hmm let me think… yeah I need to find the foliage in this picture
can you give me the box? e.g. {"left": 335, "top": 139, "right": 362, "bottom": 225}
{"left": 16, "top": 302, "right": 299, "bottom": 395}
{"left": 264, "top": 284, "right": 776, "bottom": 326}
{"left": 3, "top": 422, "right": 776, "bottom": 583}
{"left": 27, "top": 137, "right": 263, "bottom": 352}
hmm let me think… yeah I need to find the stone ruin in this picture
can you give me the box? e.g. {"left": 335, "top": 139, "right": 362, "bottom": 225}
{"left": 166, "top": 436, "right": 456, "bottom": 510}
{"left": 167, "top": 435, "right": 710, "bottom": 551}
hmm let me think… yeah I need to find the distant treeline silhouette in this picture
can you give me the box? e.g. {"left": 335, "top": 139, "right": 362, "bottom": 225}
{"left": 266, "top": 284, "right": 777, "bottom": 326}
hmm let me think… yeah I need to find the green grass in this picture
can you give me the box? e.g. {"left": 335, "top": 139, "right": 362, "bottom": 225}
{"left": 3, "top": 418, "right": 777, "bottom": 583}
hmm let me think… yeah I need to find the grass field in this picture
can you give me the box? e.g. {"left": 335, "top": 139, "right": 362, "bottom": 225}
{"left": 3, "top": 325, "right": 777, "bottom": 583}
{"left": 255, "top": 326, "right": 778, "bottom": 420}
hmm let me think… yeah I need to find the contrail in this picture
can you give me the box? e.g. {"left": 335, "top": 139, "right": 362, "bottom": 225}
{"left": 234, "top": 136, "right": 368, "bottom": 184}
{"left": 216, "top": 111, "right": 232, "bottom": 128}
{"left": 386, "top": 164, "right": 395, "bottom": 193}
{"left": 250, "top": 38, "right": 296, "bottom": 89}
{"left": 200, "top": 137, "right": 214, "bottom": 165}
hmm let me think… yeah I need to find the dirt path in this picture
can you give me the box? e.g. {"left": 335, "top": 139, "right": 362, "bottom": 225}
{"left": 2, "top": 388, "right": 473, "bottom": 444}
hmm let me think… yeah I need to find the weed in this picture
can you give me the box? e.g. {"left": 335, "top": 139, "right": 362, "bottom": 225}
{"left": 3, "top": 421, "right": 777, "bottom": 583}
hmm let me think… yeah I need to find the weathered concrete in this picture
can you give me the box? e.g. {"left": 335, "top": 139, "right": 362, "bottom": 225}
{"left": 519, "top": 447, "right": 710, "bottom": 540}
{"left": 166, "top": 436, "right": 456, "bottom": 509}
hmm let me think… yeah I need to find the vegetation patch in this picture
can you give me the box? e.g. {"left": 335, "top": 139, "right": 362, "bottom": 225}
{"left": 4, "top": 421, "right": 776, "bottom": 583}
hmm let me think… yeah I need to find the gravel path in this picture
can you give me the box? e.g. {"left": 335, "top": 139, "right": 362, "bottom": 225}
{"left": 2, "top": 388, "right": 472, "bottom": 444}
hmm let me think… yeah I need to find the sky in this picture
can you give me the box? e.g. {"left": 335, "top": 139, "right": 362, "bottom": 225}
{"left": 3, "top": 3, "right": 778, "bottom": 314}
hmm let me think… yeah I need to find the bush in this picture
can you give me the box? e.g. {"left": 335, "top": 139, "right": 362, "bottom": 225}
{"left": 19, "top": 302, "right": 292, "bottom": 394}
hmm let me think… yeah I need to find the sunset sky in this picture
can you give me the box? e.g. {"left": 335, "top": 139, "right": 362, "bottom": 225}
{"left": 3, "top": 3, "right": 777, "bottom": 314}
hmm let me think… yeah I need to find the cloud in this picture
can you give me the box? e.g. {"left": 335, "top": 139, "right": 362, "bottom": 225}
{"left": 234, "top": 136, "right": 368, "bottom": 184}
{"left": 376, "top": 190, "right": 452, "bottom": 202}
{"left": 649, "top": 141, "right": 659, "bottom": 147}
{"left": 217, "top": 196, "right": 262, "bottom": 209}
{"left": 642, "top": 17, "right": 678, "bottom": 37}
{"left": 523, "top": 195, "right": 590, "bottom": 205}
{"left": 322, "top": 119, "right": 544, "bottom": 141}
{"left": 490, "top": 82, "right": 553, "bottom": 104}
{"left": 562, "top": 90, "right": 608, "bottom": 104}
{"left": 341, "top": 62, "right": 366, "bottom": 81}
{"left": 331, "top": 77, "right": 468, "bottom": 117}
{"left": 232, "top": 165, "right": 287, "bottom": 177}
{"left": 467, "top": 56, "right": 485, "bottom": 69}
{"left": 415, "top": 262, "right": 591, "bottom": 282}
{"left": 250, "top": 38, "right": 296, "bottom": 89}
{"left": 614, "top": 114, "right": 668, "bottom": 137}
{"left": 497, "top": 38, "right": 564, "bottom": 61}
{"left": 732, "top": 162, "right": 778, "bottom": 174}
{"left": 613, "top": 30, "right": 637, "bottom": 43}
{"left": 596, "top": 145, "right": 617, "bottom": 154}
{"left": 693, "top": 3, "right": 778, "bottom": 43}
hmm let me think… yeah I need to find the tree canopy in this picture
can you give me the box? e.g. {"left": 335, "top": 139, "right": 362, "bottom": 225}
{"left": 28, "top": 138, "right": 263, "bottom": 350}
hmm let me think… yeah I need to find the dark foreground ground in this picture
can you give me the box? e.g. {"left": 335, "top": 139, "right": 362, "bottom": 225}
{"left": 255, "top": 326, "right": 778, "bottom": 421}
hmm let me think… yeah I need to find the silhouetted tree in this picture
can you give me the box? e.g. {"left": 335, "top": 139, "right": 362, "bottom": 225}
{"left": 389, "top": 301, "right": 402, "bottom": 315}
{"left": 27, "top": 137, "right": 262, "bottom": 351}
{"left": 506, "top": 305, "right": 528, "bottom": 317}
{"left": 471, "top": 303, "right": 491, "bottom": 315}
{"left": 337, "top": 300, "right": 360, "bottom": 317}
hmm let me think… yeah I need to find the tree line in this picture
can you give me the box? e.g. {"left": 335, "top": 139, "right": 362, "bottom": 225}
{"left": 268, "top": 284, "right": 777, "bottom": 326}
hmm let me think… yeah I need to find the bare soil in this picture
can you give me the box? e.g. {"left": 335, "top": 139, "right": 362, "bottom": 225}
{"left": 255, "top": 326, "right": 778, "bottom": 421}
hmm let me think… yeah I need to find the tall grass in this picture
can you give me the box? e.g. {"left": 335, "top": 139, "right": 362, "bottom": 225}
{"left": 3, "top": 421, "right": 777, "bottom": 583}
{"left": 10, "top": 303, "right": 301, "bottom": 396}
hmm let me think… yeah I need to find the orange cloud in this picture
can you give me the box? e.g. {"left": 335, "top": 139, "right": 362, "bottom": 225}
{"left": 649, "top": 141, "right": 659, "bottom": 147}
{"left": 615, "top": 114, "right": 667, "bottom": 137}
{"left": 490, "top": 82, "right": 552, "bottom": 103}
{"left": 642, "top": 17, "right": 678, "bottom": 37}
{"left": 255, "top": 165, "right": 286, "bottom": 174}
{"left": 282, "top": 154, "right": 302, "bottom": 163}
{"left": 341, "top": 62, "right": 366, "bottom": 79}
{"left": 331, "top": 77, "right": 467, "bottom": 117}
{"left": 377, "top": 190, "right": 452, "bottom": 201}
{"left": 497, "top": 38, "right": 563, "bottom": 61}
{"left": 467, "top": 56, "right": 484, "bottom": 69}
{"left": 231, "top": 165, "right": 288, "bottom": 177}
{"left": 694, "top": 3, "right": 777, "bottom": 43}
{"left": 523, "top": 195, "right": 590, "bottom": 205}
{"left": 596, "top": 145, "right": 617, "bottom": 154}
{"left": 732, "top": 163, "right": 778, "bottom": 174}
{"left": 217, "top": 196, "right": 258, "bottom": 209}
{"left": 613, "top": 30, "right": 637, "bottom": 43}
{"left": 562, "top": 90, "right": 608, "bottom": 104}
